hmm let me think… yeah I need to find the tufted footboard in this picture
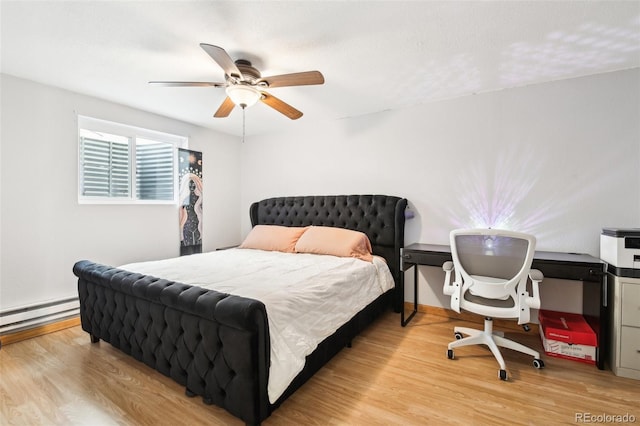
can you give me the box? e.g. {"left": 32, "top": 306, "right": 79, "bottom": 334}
{"left": 73, "top": 260, "right": 271, "bottom": 425}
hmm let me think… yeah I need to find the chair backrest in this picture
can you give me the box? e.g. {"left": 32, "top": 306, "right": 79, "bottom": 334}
{"left": 449, "top": 228, "right": 536, "bottom": 316}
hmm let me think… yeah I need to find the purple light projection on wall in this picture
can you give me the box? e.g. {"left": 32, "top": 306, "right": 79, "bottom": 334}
{"left": 446, "top": 145, "right": 548, "bottom": 233}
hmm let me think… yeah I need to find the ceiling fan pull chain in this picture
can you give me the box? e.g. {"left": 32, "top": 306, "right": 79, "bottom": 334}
{"left": 242, "top": 106, "right": 246, "bottom": 143}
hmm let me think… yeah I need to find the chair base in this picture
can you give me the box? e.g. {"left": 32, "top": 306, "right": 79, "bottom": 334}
{"left": 447, "top": 317, "right": 542, "bottom": 378}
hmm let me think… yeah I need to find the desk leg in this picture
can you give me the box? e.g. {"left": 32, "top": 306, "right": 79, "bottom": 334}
{"left": 583, "top": 277, "right": 607, "bottom": 370}
{"left": 401, "top": 263, "right": 418, "bottom": 326}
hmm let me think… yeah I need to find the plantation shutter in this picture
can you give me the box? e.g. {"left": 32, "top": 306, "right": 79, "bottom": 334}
{"left": 78, "top": 116, "right": 184, "bottom": 203}
{"left": 80, "top": 137, "right": 130, "bottom": 197}
{"left": 136, "top": 139, "right": 174, "bottom": 201}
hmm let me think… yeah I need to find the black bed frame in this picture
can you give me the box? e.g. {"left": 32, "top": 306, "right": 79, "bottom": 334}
{"left": 73, "top": 195, "right": 407, "bottom": 425}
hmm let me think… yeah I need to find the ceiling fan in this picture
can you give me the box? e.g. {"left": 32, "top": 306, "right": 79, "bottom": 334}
{"left": 150, "top": 43, "right": 324, "bottom": 120}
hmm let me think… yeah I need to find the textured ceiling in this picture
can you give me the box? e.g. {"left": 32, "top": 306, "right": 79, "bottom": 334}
{"left": 2, "top": 1, "right": 639, "bottom": 137}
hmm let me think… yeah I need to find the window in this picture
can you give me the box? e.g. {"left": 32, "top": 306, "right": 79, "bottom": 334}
{"left": 78, "top": 116, "right": 187, "bottom": 204}
{"left": 135, "top": 138, "right": 175, "bottom": 201}
{"left": 80, "top": 131, "right": 131, "bottom": 198}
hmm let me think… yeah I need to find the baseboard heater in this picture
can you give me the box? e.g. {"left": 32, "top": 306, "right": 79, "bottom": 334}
{"left": 0, "top": 297, "right": 79, "bottom": 335}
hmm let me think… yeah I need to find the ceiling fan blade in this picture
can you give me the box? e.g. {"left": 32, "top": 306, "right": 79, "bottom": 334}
{"left": 258, "top": 71, "right": 324, "bottom": 88}
{"left": 214, "top": 97, "right": 235, "bottom": 118}
{"left": 149, "top": 81, "right": 225, "bottom": 87}
{"left": 200, "top": 43, "right": 242, "bottom": 80}
{"left": 260, "top": 92, "right": 303, "bottom": 120}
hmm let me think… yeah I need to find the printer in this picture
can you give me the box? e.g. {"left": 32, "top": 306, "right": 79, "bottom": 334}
{"left": 600, "top": 228, "right": 640, "bottom": 277}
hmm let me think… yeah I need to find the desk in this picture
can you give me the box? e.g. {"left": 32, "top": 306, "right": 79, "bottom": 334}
{"left": 400, "top": 243, "right": 607, "bottom": 369}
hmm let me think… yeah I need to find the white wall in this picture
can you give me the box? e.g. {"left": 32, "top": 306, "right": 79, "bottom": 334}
{"left": 2, "top": 69, "right": 638, "bottom": 315}
{"left": 241, "top": 69, "right": 640, "bottom": 313}
{"left": 0, "top": 74, "right": 242, "bottom": 311}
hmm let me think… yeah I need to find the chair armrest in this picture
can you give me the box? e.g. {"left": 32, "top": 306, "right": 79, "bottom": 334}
{"left": 442, "top": 261, "right": 456, "bottom": 297}
{"left": 525, "top": 269, "right": 543, "bottom": 310}
{"left": 529, "top": 269, "right": 543, "bottom": 282}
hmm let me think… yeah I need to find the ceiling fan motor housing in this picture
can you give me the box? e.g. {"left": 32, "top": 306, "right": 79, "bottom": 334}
{"left": 234, "top": 59, "right": 263, "bottom": 84}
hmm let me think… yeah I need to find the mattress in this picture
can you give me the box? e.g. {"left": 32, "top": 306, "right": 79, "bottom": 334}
{"left": 120, "top": 248, "right": 394, "bottom": 402}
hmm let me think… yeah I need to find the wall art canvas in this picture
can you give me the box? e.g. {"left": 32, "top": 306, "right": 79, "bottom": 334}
{"left": 178, "top": 148, "right": 203, "bottom": 256}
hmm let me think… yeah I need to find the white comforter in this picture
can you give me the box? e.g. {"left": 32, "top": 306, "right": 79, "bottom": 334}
{"left": 120, "top": 248, "right": 394, "bottom": 403}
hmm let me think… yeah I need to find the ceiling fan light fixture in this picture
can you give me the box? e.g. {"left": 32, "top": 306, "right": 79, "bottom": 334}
{"left": 152, "top": 44, "right": 324, "bottom": 119}
{"left": 226, "top": 84, "right": 261, "bottom": 108}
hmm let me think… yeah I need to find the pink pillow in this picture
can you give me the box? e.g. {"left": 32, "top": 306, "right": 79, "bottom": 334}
{"left": 294, "top": 226, "right": 373, "bottom": 262}
{"left": 239, "top": 225, "right": 308, "bottom": 253}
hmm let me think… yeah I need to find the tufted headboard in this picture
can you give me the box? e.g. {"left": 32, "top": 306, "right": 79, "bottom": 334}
{"left": 250, "top": 195, "right": 407, "bottom": 310}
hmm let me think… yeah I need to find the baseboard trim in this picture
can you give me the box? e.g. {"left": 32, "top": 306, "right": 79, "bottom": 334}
{"left": 405, "top": 303, "right": 539, "bottom": 335}
{"left": 0, "top": 316, "right": 81, "bottom": 348}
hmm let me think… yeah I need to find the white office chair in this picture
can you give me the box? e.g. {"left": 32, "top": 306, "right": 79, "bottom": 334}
{"left": 442, "top": 228, "right": 545, "bottom": 380}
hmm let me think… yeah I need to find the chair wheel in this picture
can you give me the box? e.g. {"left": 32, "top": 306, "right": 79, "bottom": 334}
{"left": 447, "top": 349, "right": 455, "bottom": 360}
{"left": 454, "top": 332, "right": 464, "bottom": 340}
{"left": 533, "top": 358, "right": 545, "bottom": 369}
{"left": 499, "top": 369, "right": 508, "bottom": 381}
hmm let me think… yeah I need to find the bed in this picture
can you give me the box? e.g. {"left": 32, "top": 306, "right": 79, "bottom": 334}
{"left": 73, "top": 194, "right": 407, "bottom": 425}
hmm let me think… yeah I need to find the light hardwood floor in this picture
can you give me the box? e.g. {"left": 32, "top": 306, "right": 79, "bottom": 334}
{"left": 1, "top": 311, "right": 638, "bottom": 425}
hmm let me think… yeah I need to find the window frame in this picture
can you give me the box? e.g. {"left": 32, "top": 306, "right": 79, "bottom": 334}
{"left": 77, "top": 116, "right": 188, "bottom": 205}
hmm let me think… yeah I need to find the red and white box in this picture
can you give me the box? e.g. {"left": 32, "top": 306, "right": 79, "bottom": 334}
{"left": 538, "top": 309, "right": 597, "bottom": 365}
